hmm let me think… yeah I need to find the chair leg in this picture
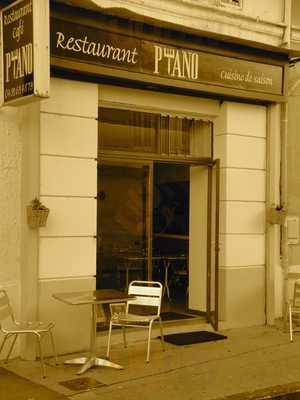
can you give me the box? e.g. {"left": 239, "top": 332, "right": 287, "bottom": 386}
{"left": 289, "top": 304, "right": 293, "bottom": 342}
{"left": 146, "top": 321, "right": 153, "bottom": 363}
{"left": 122, "top": 326, "right": 127, "bottom": 348}
{"left": 49, "top": 330, "right": 58, "bottom": 365}
{"left": 36, "top": 333, "right": 46, "bottom": 378}
{"left": 106, "top": 321, "right": 113, "bottom": 359}
{"left": 5, "top": 334, "right": 18, "bottom": 363}
{"left": 0, "top": 333, "right": 10, "bottom": 356}
{"left": 158, "top": 317, "right": 165, "bottom": 351}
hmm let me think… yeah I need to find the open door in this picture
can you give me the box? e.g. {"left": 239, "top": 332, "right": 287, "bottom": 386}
{"left": 97, "top": 159, "right": 153, "bottom": 290}
{"left": 207, "top": 159, "right": 220, "bottom": 330}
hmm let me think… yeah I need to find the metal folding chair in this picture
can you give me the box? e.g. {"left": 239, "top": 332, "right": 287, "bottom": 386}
{"left": 0, "top": 290, "right": 57, "bottom": 378}
{"left": 106, "top": 280, "right": 165, "bottom": 362}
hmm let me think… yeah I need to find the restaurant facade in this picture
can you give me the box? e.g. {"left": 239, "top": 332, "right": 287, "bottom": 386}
{"left": 0, "top": 0, "right": 293, "bottom": 356}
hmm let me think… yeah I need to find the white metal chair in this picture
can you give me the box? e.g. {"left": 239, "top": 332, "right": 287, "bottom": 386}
{"left": 106, "top": 280, "right": 165, "bottom": 362}
{"left": 0, "top": 290, "right": 57, "bottom": 378}
{"left": 288, "top": 279, "right": 300, "bottom": 342}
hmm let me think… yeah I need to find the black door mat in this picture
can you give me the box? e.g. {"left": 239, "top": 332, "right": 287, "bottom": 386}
{"left": 160, "top": 330, "right": 227, "bottom": 345}
{"left": 59, "top": 377, "right": 106, "bottom": 391}
{"left": 216, "top": 381, "right": 300, "bottom": 400}
{"left": 0, "top": 367, "right": 67, "bottom": 400}
{"left": 160, "top": 311, "right": 196, "bottom": 321}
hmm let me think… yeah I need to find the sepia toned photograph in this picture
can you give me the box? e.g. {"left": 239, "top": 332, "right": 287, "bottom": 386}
{"left": 1, "top": 1, "right": 300, "bottom": 399}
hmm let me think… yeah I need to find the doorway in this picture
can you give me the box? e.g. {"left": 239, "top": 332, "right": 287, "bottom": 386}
{"left": 97, "top": 159, "right": 219, "bottom": 319}
{"left": 97, "top": 160, "right": 190, "bottom": 312}
{"left": 97, "top": 105, "right": 219, "bottom": 325}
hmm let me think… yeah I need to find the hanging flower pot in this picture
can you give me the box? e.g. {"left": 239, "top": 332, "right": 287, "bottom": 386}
{"left": 27, "top": 198, "right": 50, "bottom": 229}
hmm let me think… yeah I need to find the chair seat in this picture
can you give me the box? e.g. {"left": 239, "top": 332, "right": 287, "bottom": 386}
{"left": 2, "top": 321, "right": 54, "bottom": 333}
{"left": 0, "top": 289, "right": 57, "bottom": 378}
{"left": 112, "top": 312, "right": 159, "bottom": 324}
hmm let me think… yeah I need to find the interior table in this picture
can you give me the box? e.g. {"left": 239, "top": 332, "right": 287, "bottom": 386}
{"left": 123, "top": 255, "right": 164, "bottom": 289}
{"left": 52, "top": 289, "right": 134, "bottom": 375}
{"left": 123, "top": 255, "right": 187, "bottom": 300}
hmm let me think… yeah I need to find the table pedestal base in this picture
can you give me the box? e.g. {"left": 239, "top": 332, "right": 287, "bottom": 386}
{"left": 65, "top": 356, "right": 124, "bottom": 375}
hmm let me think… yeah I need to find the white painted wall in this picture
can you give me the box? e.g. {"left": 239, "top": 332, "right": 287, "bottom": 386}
{"left": 95, "top": 0, "right": 286, "bottom": 48}
{"left": 0, "top": 107, "right": 22, "bottom": 359}
{"left": 38, "top": 78, "right": 98, "bottom": 355}
{"left": 285, "top": 63, "right": 300, "bottom": 318}
{"left": 292, "top": 0, "right": 300, "bottom": 26}
{"left": 19, "top": 102, "right": 41, "bottom": 360}
{"left": 99, "top": 84, "right": 219, "bottom": 117}
{"left": 0, "top": 101, "right": 42, "bottom": 359}
{"left": 288, "top": 74, "right": 300, "bottom": 270}
{"left": 242, "top": 0, "right": 284, "bottom": 22}
{"left": 0, "top": 107, "right": 22, "bottom": 291}
{"left": 211, "top": 0, "right": 284, "bottom": 22}
{"left": 215, "top": 101, "right": 267, "bottom": 328}
{"left": 266, "top": 104, "right": 281, "bottom": 323}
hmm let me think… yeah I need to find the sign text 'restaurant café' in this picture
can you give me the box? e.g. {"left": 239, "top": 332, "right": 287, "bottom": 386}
{"left": 2, "top": 0, "right": 34, "bottom": 103}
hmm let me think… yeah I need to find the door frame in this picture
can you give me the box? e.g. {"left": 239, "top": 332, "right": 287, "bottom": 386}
{"left": 98, "top": 155, "right": 220, "bottom": 323}
{"left": 206, "top": 159, "right": 220, "bottom": 330}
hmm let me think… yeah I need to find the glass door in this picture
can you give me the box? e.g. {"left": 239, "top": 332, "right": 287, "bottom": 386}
{"left": 97, "top": 159, "right": 153, "bottom": 290}
{"left": 207, "top": 159, "right": 220, "bottom": 330}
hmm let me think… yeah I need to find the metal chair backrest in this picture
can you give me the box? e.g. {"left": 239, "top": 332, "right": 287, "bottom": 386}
{"left": 293, "top": 279, "right": 300, "bottom": 308}
{"left": 127, "top": 281, "right": 163, "bottom": 316}
{"left": 0, "top": 290, "right": 15, "bottom": 326}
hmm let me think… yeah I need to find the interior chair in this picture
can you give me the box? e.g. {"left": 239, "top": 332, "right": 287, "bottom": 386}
{"left": 0, "top": 290, "right": 57, "bottom": 378}
{"left": 106, "top": 280, "right": 165, "bottom": 362}
{"left": 171, "top": 261, "right": 189, "bottom": 300}
{"left": 288, "top": 279, "right": 300, "bottom": 342}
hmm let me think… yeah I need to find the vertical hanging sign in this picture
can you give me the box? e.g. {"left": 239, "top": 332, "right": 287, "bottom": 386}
{"left": 1, "top": 0, "right": 49, "bottom": 106}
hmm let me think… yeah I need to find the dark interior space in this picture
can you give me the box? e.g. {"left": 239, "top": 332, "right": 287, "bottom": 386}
{"left": 96, "top": 162, "right": 190, "bottom": 311}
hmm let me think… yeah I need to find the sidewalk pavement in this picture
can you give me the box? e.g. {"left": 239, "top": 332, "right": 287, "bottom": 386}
{"left": 2, "top": 319, "right": 300, "bottom": 400}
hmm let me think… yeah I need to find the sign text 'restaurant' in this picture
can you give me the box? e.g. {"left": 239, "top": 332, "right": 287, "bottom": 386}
{"left": 55, "top": 31, "right": 138, "bottom": 64}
